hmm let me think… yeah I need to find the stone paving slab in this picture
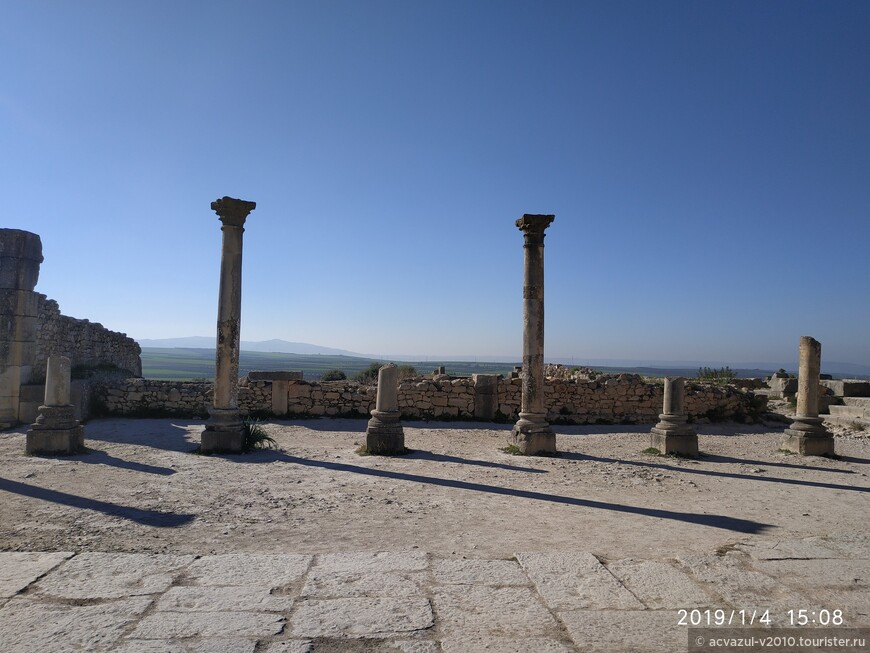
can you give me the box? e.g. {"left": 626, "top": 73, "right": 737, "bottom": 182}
{"left": 29, "top": 552, "right": 194, "bottom": 599}
{"left": 0, "top": 551, "right": 71, "bottom": 598}
{"left": 515, "top": 551, "right": 644, "bottom": 610}
{"left": 559, "top": 609, "right": 686, "bottom": 653}
{"left": 1, "top": 547, "right": 868, "bottom": 652}
{"left": 290, "top": 596, "right": 434, "bottom": 638}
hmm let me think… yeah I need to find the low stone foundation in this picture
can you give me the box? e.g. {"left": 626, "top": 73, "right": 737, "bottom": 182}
{"left": 92, "top": 373, "right": 765, "bottom": 425}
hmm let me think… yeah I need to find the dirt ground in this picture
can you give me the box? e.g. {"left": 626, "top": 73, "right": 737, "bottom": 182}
{"left": 1, "top": 407, "right": 868, "bottom": 561}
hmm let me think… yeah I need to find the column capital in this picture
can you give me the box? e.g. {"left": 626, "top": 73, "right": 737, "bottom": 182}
{"left": 211, "top": 197, "right": 256, "bottom": 227}
{"left": 516, "top": 214, "right": 555, "bottom": 234}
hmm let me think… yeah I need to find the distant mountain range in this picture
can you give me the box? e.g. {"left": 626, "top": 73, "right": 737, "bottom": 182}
{"left": 137, "top": 336, "right": 363, "bottom": 357}
{"left": 136, "top": 337, "right": 870, "bottom": 379}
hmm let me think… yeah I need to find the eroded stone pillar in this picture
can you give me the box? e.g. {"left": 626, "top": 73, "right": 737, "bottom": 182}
{"left": 782, "top": 336, "right": 834, "bottom": 456}
{"left": 365, "top": 363, "right": 405, "bottom": 454}
{"left": 0, "top": 229, "right": 43, "bottom": 428}
{"left": 26, "top": 356, "right": 83, "bottom": 454}
{"left": 650, "top": 377, "right": 698, "bottom": 457}
{"left": 203, "top": 196, "right": 256, "bottom": 453}
{"left": 512, "top": 214, "right": 556, "bottom": 455}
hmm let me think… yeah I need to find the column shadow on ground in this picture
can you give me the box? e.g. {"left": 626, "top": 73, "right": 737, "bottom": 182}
{"left": 699, "top": 453, "right": 857, "bottom": 473}
{"left": 73, "top": 449, "right": 176, "bottom": 476}
{"left": 228, "top": 451, "right": 772, "bottom": 534}
{"left": 406, "top": 450, "right": 547, "bottom": 473}
{"left": 0, "top": 477, "right": 195, "bottom": 527}
{"left": 563, "top": 453, "right": 870, "bottom": 494}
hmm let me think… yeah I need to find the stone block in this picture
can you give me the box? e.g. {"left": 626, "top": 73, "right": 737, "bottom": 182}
{"left": 649, "top": 431, "right": 699, "bottom": 457}
{"left": 271, "top": 379, "right": 288, "bottom": 415}
{"left": 290, "top": 597, "right": 434, "bottom": 638}
{"left": 0, "top": 289, "right": 40, "bottom": 317}
{"left": 25, "top": 425, "right": 83, "bottom": 455}
{"left": 821, "top": 380, "right": 870, "bottom": 397}
{"left": 780, "top": 429, "right": 835, "bottom": 456}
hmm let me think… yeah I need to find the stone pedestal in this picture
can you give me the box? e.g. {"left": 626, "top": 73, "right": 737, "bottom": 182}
{"left": 650, "top": 377, "right": 698, "bottom": 457}
{"left": 26, "top": 356, "right": 83, "bottom": 455}
{"left": 365, "top": 364, "right": 405, "bottom": 455}
{"left": 0, "top": 229, "right": 43, "bottom": 428}
{"left": 203, "top": 197, "right": 255, "bottom": 454}
{"left": 512, "top": 214, "right": 556, "bottom": 455}
{"left": 782, "top": 336, "right": 834, "bottom": 456}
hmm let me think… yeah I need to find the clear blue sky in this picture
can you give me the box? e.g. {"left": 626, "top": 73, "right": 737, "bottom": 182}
{"left": 4, "top": 1, "right": 869, "bottom": 366}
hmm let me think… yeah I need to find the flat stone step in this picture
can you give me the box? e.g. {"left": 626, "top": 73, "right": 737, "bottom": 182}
{"left": 820, "top": 380, "right": 870, "bottom": 397}
{"left": 842, "top": 397, "right": 870, "bottom": 408}
{"left": 828, "top": 405, "right": 867, "bottom": 419}
{"left": 824, "top": 415, "right": 870, "bottom": 430}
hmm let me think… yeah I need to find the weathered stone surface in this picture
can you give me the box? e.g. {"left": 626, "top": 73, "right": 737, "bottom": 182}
{"left": 184, "top": 554, "right": 311, "bottom": 587}
{"left": 30, "top": 552, "right": 194, "bottom": 599}
{"left": 606, "top": 558, "right": 716, "bottom": 608}
{"left": 559, "top": 609, "right": 685, "bottom": 653}
{"left": 312, "top": 551, "right": 427, "bottom": 574}
{"left": 515, "top": 551, "right": 644, "bottom": 610}
{"left": 433, "top": 585, "right": 559, "bottom": 637}
{"left": 155, "top": 585, "right": 294, "bottom": 612}
{"left": 0, "top": 551, "right": 73, "bottom": 597}
{"left": 290, "top": 597, "right": 434, "bottom": 638}
{"left": 677, "top": 553, "right": 804, "bottom": 620}
{"left": 114, "top": 640, "right": 257, "bottom": 653}
{"left": 131, "top": 610, "right": 284, "bottom": 638}
{"left": 260, "top": 642, "right": 314, "bottom": 653}
{"left": 441, "top": 637, "right": 574, "bottom": 653}
{"left": 301, "top": 570, "right": 426, "bottom": 598}
{"left": 0, "top": 596, "right": 152, "bottom": 652}
{"left": 433, "top": 558, "right": 529, "bottom": 586}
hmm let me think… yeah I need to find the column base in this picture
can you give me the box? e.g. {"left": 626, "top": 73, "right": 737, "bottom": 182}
{"left": 649, "top": 430, "right": 699, "bottom": 458}
{"left": 650, "top": 413, "right": 698, "bottom": 457}
{"left": 203, "top": 407, "right": 243, "bottom": 453}
{"left": 512, "top": 412, "right": 556, "bottom": 455}
{"left": 782, "top": 416, "right": 834, "bottom": 456}
{"left": 365, "top": 410, "right": 405, "bottom": 455}
{"left": 27, "top": 406, "right": 84, "bottom": 456}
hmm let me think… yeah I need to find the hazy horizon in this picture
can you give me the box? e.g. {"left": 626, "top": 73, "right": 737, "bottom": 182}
{"left": 6, "top": 2, "right": 869, "bottom": 367}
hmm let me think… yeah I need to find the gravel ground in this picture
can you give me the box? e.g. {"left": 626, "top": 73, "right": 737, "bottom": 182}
{"left": 2, "top": 406, "right": 868, "bottom": 562}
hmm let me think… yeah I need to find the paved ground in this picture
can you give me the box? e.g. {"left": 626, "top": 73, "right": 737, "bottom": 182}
{"left": 1, "top": 417, "right": 868, "bottom": 651}
{"left": 0, "top": 542, "right": 868, "bottom": 652}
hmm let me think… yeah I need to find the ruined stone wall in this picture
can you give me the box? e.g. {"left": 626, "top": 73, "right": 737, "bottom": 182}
{"left": 34, "top": 294, "right": 142, "bottom": 381}
{"left": 92, "top": 373, "right": 762, "bottom": 424}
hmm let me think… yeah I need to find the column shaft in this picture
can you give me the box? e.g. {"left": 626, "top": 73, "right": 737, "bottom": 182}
{"left": 203, "top": 197, "right": 255, "bottom": 454}
{"left": 512, "top": 214, "right": 555, "bottom": 455}
{"left": 782, "top": 336, "right": 833, "bottom": 456}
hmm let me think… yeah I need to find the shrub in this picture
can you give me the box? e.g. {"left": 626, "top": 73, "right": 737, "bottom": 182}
{"left": 697, "top": 366, "right": 736, "bottom": 385}
{"left": 320, "top": 369, "right": 347, "bottom": 382}
{"left": 353, "top": 362, "right": 384, "bottom": 383}
{"left": 397, "top": 364, "right": 417, "bottom": 380}
{"left": 242, "top": 418, "right": 277, "bottom": 452}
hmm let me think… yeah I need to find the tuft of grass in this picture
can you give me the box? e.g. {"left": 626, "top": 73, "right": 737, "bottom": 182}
{"left": 642, "top": 447, "right": 663, "bottom": 456}
{"left": 501, "top": 444, "right": 523, "bottom": 455}
{"left": 777, "top": 448, "right": 797, "bottom": 456}
{"left": 243, "top": 418, "right": 277, "bottom": 452}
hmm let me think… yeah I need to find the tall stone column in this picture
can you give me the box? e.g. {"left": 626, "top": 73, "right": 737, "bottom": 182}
{"left": 782, "top": 336, "right": 834, "bottom": 456}
{"left": 26, "top": 356, "right": 83, "bottom": 454}
{"left": 0, "top": 229, "right": 43, "bottom": 428}
{"left": 202, "top": 197, "right": 256, "bottom": 454}
{"left": 650, "top": 377, "right": 698, "bottom": 457}
{"left": 365, "top": 363, "right": 405, "bottom": 455}
{"left": 512, "top": 214, "right": 556, "bottom": 455}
